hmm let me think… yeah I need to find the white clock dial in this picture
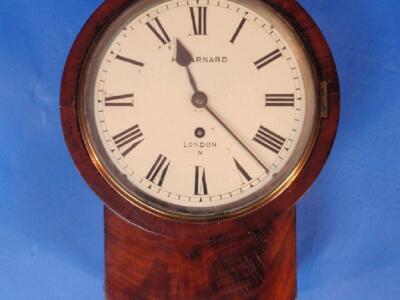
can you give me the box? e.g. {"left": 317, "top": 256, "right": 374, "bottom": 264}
{"left": 81, "top": 0, "right": 318, "bottom": 217}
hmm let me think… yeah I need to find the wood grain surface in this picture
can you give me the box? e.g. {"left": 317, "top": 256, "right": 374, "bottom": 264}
{"left": 60, "top": 0, "right": 340, "bottom": 299}
{"left": 105, "top": 207, "right": 296, "bottom": 300}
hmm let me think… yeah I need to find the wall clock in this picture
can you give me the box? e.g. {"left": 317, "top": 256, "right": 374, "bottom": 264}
{"left": 60, "top": 0, "right": 339, "bottom": 299}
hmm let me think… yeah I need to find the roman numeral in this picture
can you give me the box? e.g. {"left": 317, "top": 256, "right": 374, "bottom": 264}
{"left": 190, "top": 7, "right": 207, "bottom": 35}
{"left": 254, "top": 49, "right": 282, "bottom": 70}
{"left": 146, "top": 17, "right": 170, "bottom": 45}
{"left": 105, "top": 93, "right": 134, "bottom": 107}
{"left": 194, "top": 166, "right": 208, "bottom": 195}
{"left": 146, "top": 154, "right": 170, "bottom": 187}
{"left": 115, "top": 55, "right": 144, "bottom": 67}
{"left": 233, "top": 158, "right": 252, "bottom": 182}
{"left": 230, "top": 18, "right": 246, "bottom": 43}
{"left": 253, "top": 126, "right": 286, "bottom": 154}
{"left": 113, "top": 125, "right": 144, "bottom": 157}
{"left": 265, "top": 94, "right": 294, "bottom": 107}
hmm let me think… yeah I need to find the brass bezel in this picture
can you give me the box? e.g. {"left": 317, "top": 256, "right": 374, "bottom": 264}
{"left": 77, "top": 0, "right": 322, "bottom": 222}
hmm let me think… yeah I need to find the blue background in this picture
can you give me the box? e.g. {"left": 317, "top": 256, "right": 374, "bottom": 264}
{"left": 1, "top": 1, "right": 399, "bottom": 299}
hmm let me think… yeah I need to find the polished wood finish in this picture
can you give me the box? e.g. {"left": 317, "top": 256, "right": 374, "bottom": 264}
{"left": 105, "top": 207, "right": 296, "bottom": 300}
{"left": 60, "top": 0, "right": 339, "bottom": 299}
{"left": 61, "top": 0, "right": 339, "bottom": 240}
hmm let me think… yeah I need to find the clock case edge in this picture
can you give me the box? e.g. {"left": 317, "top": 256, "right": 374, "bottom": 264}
{"left": 60, "top": 0, "right": 340, "bottom": 241}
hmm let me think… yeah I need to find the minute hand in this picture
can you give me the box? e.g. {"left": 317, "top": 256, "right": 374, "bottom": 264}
{"left": 204, "top": 104, "right": 270, "bottom": 173}
{"left": 175, "top": 39, "right": 269, "bottom": 172}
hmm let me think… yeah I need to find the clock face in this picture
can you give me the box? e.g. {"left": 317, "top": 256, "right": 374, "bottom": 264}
{"left": 81, "top": 0, "right": 318, "bottom": 219}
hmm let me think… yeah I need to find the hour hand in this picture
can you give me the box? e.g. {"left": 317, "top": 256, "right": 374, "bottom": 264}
{"left": 175, "top": 39, "right": 198, "bottom": 92}
{"left": 176, "top": 39, "right": 194, "bottom": 67}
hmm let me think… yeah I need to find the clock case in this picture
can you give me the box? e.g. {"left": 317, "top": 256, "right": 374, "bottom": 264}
{"left": 60, "top": 0, "right": 339, "bottom": 299}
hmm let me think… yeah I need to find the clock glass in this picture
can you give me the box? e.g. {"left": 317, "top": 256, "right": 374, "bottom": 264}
{"left": 80, "top": 0, "right": 319, "bottom": 219}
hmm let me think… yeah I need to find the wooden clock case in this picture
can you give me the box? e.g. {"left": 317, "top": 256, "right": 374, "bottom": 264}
{"left": 60, "top": 0, "right": 339, "bottom": 299}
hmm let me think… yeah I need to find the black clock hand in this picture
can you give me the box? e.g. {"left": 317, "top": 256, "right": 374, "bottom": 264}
{"left": 176, "top": 38, "right": 193, "bottom": 67}
{"left": 175, "top": 39, "right": 269, "bottom": 173}
{"left": 176, "top": 39, "right": 198, "bottom": 92}
{"left": 204, "top": 104, "right": 270, "bottom": 173}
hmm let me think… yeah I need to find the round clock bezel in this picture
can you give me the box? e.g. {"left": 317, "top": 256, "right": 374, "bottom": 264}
{"left": 61, "top": 0, "right": 339, "bottom": 240}
{"left": 79, "top": 0, "right": 319, "bottom": 221}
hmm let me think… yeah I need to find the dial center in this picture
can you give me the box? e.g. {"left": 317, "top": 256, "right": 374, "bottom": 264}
{"left": 191, "top": 91, "right": 208, "bottom": 108}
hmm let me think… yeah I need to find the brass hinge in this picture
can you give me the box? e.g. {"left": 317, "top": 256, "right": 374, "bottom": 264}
{"left": 320, "top": 81, "right": 328, "bottom": 118}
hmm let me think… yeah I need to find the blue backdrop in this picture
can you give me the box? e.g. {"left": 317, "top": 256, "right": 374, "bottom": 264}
{"left": 1, "top": 1, "right": 399, "bottom": 299}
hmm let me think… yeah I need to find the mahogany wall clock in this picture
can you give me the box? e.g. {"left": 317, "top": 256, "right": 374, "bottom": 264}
{"left": 60, "top": 0, "right": 339, "bottom": 299}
